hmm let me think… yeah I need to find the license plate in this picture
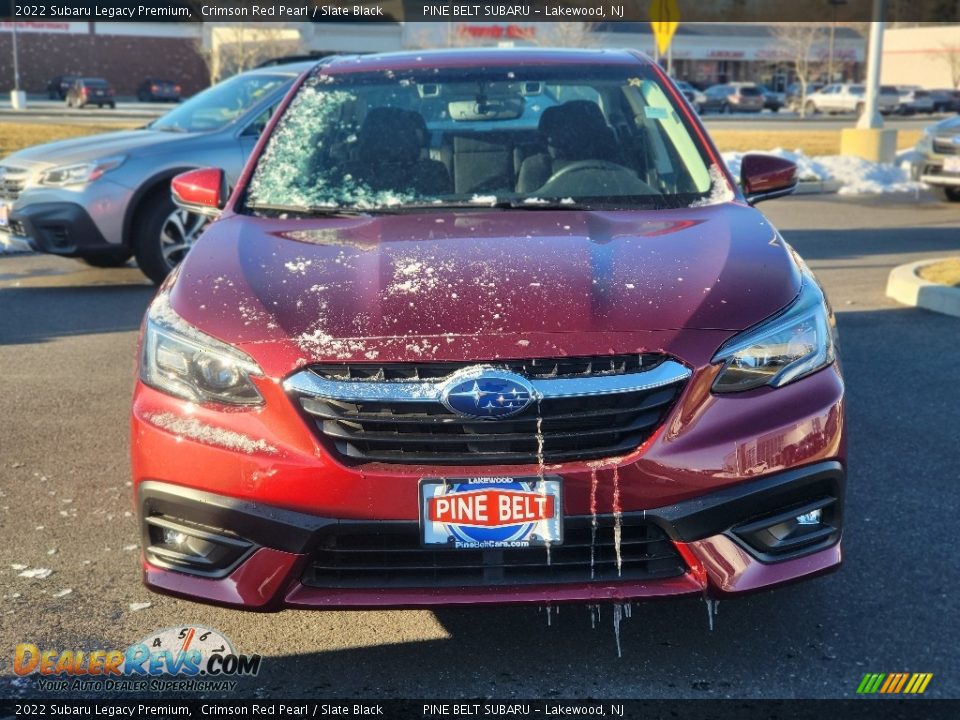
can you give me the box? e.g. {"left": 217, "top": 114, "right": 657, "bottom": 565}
{"left": 0, "top": 202, "right": 8, "bottom": 228}
{"left": 420, "top": 477, "right": 562, "bottom": 548}
{"left": 944, "top": 157, "right": 960, "bottom": 174}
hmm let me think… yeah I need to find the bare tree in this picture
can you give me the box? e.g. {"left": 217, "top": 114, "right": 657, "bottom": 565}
{"left": 197, "top": 23, "right": 302, "bottom": 83}
{"left": 771, "top": 23, "right": 829, "bottom": 117}
{"left": 940, "top": 43, "right": 960, "bottom": 89}
{"left": 533, "top": 23, "right": 598, "bottom": 48}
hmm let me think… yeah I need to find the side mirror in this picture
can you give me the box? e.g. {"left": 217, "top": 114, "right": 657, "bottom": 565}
{"left": 740, "top": 153, "right": 798, "bottom": 204}
{"left": 171, "top": 168, "right": 227, "bottom": 218}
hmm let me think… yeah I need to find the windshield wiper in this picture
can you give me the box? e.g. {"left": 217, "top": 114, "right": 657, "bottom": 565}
{"left": 245, "top": 203, "right": 369, "bottom": 218}
{"left": 364, "top": 200, "right": 592, "bottom": 213}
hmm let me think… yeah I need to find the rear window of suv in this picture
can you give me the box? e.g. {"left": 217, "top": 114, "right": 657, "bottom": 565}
{"left": 245, "top": 63, "right": 722, "bottom": 213}
{"left": 738, "top": 86, "right": 761, "bottom": 96}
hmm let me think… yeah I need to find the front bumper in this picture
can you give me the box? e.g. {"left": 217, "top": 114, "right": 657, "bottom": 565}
{"left": 137, "top": 461, "right": 843, "bottom": 609}
{"left": 12, "top": 202, "right": 116, "bottom": 257}
{"left": 132, "top": 361, "right": 846, "bottom": 610}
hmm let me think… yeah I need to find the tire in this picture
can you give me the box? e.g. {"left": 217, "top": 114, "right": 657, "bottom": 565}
{"left": 108, "top": 102, "right": 115, "bottom": 109}
{"left": 804, "top": 100, "right": 817, "bottom": 115}
{"left": 935, "top": 186, "right": 960, "bottom": 203}
{"left": 133, "top": 190, "right": 210, "bottom": 285}
{"left": 79, "top": 251, "right": 133, "bottom": 268}
{"left": 721, "top": 102, "right": 731, "bottom": 114}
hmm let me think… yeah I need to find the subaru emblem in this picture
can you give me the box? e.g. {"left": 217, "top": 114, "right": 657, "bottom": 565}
{"left": 440, "top": 369, "right": 535, "bottom": 419}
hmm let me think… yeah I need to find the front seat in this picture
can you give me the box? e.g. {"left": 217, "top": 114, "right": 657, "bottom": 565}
{"left": 516, "top": 100, "right": 620, "bottom": 194}
{"left": 343, "top": 107, "right": 451, "bottom": 197}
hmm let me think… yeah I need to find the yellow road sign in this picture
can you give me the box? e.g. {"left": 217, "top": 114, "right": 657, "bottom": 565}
{"left": 649, "top": 0, "right": 679, "bottom": 56}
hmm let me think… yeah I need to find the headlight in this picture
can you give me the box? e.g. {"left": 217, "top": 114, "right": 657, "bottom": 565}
{"left": 140, "top": 293, "right": 264, "bottom": 406}
{"left": 40, "top": 155, "right": 125, "bottom": 187}
{"left": 711, "top": 277, "right": 836, "bottom": 393}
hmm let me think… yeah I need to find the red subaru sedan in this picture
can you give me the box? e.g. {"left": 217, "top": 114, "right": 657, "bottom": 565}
{"left": 131, "top": 49, "right": 845, "bottom": 610}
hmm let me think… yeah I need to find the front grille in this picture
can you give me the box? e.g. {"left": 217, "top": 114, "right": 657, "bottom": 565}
{"left": 0, "top": 166, "right": 27, "bottom": 202}
{"left": 301, "top": 515, "right": 687, "bottom": 589}
{"left": 287, "top": 356, "right": 689, "bottom": 465}
{"left": 310, "top": 354, "right": 662, "bottom": 382}
{"left": 933, "top": 138, "right": 958, "bottom": 156}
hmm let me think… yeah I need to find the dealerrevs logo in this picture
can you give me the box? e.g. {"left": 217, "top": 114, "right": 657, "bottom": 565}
{"left": 14, "top": 626, "right": 261, "bottom": 692}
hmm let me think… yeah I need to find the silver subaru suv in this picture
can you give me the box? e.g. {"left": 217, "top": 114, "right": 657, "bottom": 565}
{"left": 0, "top": 60, "right": 318, "bottom": 283}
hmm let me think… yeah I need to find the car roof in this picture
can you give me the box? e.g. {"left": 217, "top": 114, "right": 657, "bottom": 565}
{"left": 322, "top": 48, "right": 647, "bottom": 74}
{"left": 244, "top": 60, "right": 322, "bottom": 77}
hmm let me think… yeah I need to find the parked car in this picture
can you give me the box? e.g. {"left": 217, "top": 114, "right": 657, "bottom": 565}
{"left": 673, "top": 79, "right": 706, "bottom": 112}
{"left": 65, "top": 78, "right": 116, "bottom": 109}
{"left": 786, "top": 82, "right": 823, "bottom": 112}
{"left": 0, "top": 61, "right": 320, "bottom": 282}
{"left": 700, "top": 82, "right": 765, "bottom": 113}
{"left": 758, "top": 84, "right": 784, "bottom": 112}
{"left": 803, "top": 83, "right": 899, "bottom": 116}
{"left": 46, "top": 75, "right": 77, "bottom": 100}
{"left": 911, "top": 115, "right": 960, "bottom": 202}
{"left": 132, "top": 48, "right": 845, "bottom": 612}
{"left": 896, "top": 86, "right": 935, "bottom": 115}
{"left": 929, "top": 89, "right": 960, "bottom": 113}
{"left": 137, "top": 78, "right": 183, "bottom": 103}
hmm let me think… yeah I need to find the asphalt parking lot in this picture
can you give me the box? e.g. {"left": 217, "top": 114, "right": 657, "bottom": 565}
{"left": 0, "top": 192, "right": 958, "bottom": 700}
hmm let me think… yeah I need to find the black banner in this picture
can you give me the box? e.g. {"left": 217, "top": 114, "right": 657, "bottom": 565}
{"left": 0, "top": 0, "right": 958, "bottom": 23}
{"left": 2, "top": 699, "right": 960, "bottom": 720}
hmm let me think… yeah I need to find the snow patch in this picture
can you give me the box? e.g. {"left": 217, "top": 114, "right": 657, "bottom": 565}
{"left": 721, "top": 148, "right": 925, "bottom": 195}
{"left": 144, "top": 412, "right": 278, "bottom": 455}
{"left": 18, "top": 568, "right": 52, "bottom": 579}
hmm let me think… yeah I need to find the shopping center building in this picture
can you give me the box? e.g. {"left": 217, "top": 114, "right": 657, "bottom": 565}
{"left": 1, "top": 20, "right": 867, "bottom": 96}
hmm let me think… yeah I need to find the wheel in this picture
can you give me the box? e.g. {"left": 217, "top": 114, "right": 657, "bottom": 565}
{"left": 133, "top": 190, "right": 210, "bottom": 285}
{"left": 79, "top": 251, "right": 133, "bottom": 268}
{"left": 108, "top": 102, "right": 115, "bottom": 109}
{"left": 804, "top": 100, "right": 817, "bottom": 115}
{"left": 935, "top": 186, "right": 960, "bottom": 203}
{"left": 721, "top": 102, "right": 731, "bottom": 114}
{"left": 138, "top": 91, "right": 149, "bottom": 102}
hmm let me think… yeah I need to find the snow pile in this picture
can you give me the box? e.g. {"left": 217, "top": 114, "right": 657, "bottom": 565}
{"left": 721, "top": 148, "right": 925, "bottom": 195}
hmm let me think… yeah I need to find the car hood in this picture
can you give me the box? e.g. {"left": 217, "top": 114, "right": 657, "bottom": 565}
{"left": 2, "top": 129, "right": 190, "bottom": 169}
{"left": 170, "top": 203, "right": 801, "bottom": 372}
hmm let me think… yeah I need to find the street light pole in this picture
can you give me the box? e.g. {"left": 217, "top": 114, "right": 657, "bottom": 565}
{"left": 857, "top": 8, "right": 885, "bottom": 130}
{"left": 12, "top": 22, "right": 20, "bottom": 91}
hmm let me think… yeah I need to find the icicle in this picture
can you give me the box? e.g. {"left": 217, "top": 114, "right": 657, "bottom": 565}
{"left": 612, "top": 603, "right": 623, "bottom": 658}
{"left": 534, "top": 401, "right": 551, "bottom": 565}
{"left": 704, "top": 598, "right": 718, "bottom": 631}
{"left": 589, "top": 604, "right": 597, "bottom": 629}
{"left": 589, "top": 467, "right": 598, "bottom": 579}
{"left": 546, "top": 604, "right": 552, "bottom": 627}
{"left": 612, "top": 465, "right": 622, "bottom": 576}
{"left": 624, "top": 601, "right": 632, "bottom": 619}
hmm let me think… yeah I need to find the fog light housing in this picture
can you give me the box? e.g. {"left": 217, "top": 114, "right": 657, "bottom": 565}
{"left": 732, "top": 497, "right": 839, "bottom": 559}
{"left": 144, "top": 515, "right": 253, "bottom": 578}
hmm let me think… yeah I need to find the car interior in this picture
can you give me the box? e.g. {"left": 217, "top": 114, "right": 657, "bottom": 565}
{"left": 262, "top": 72, "right": 714, "bottom": 207}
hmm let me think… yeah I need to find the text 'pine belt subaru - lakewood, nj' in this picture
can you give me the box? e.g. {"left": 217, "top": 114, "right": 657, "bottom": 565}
{"left": 131, "top": 48, "right": 845, "bottom": 610}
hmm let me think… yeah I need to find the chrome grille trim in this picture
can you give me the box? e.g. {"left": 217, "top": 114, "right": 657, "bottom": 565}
{"left": 285, "top": 357, "right": 690, "bottom": 465}
{"left": 284, "top": 359, "right": 691, "bottom": 403}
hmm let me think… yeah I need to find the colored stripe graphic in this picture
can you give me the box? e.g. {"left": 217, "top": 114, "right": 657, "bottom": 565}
{"left": 857, "top": 673, "right": 932, "bottom": 694}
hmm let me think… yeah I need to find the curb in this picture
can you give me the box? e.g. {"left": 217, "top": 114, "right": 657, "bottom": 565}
{"left": 794, "top": 179, "right": 843, "bottom": 195}
{"left": 886, "top": 258, "right": 960, "bottom": 319}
